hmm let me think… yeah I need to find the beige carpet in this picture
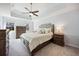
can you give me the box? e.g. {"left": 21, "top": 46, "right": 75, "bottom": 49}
{"left": 34, "top": 43, "right": 79, "bottom": 56}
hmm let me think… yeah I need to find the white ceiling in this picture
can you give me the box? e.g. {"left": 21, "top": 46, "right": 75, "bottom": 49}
{"left": 0, "top": 3, "right": 10, "bottom": 16}
{"left": 11, "top": 3, "right": 79, "bottom": 20}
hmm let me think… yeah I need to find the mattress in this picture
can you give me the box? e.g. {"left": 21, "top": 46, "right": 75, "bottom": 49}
{"left": 20, "top": 32, "right": 53, "bottom": 51}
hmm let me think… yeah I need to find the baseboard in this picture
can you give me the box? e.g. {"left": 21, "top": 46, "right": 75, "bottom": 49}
{"left": 65, "top": 43, "right": 79, "bottom": 49}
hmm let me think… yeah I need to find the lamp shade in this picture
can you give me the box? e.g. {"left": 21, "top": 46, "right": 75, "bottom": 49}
{"left": 55, "top": 25, "right": 64, "bottom": 35}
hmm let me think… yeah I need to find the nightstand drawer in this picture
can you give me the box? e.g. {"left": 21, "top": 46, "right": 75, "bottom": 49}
{"left": 54, "top": 36, "right": 64, "bottom": 39}
{"left": 54, "top": 37, "right": 64, "bottom": 40}
{"left": 53, "top": 34, "right": 64, "bottom": 46}
{"left": 53, "top": 40, "right": 64, "bottom": 46}
{"left": 54, "top": 35, "right": 64, "bottom": 38}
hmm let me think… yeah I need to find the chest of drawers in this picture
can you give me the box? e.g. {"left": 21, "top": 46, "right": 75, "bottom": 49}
{"left": 0, "top": 30, "right": 6, "bottom": 56}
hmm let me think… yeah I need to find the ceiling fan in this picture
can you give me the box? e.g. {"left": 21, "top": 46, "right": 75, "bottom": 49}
{"left": 24, "top": 3, "right": 39, "bottom": 17}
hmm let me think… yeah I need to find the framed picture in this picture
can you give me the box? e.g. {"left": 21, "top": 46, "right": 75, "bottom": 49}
{"left": 6, "top": 22, "right": 14, "bottom": 30}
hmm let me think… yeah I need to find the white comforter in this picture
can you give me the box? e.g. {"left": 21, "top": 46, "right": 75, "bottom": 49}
{"left": 20, "top": 32, "right": 53, "bottom": 51}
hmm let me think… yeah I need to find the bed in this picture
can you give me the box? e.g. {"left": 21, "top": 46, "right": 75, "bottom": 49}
{"left": 20, "top": 32, "right": 53, "bottom": 51}
{"left": 20, "top": 23, "right": 54, "bottom": 55}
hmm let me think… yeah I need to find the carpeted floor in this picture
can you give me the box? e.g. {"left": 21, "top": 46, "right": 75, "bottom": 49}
{"left": 34, "top": 43, "right": 79, "bottom": 56}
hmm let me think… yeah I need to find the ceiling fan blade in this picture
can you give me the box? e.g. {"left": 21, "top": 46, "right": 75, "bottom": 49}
{"left": 25, "top": 7, "right": 30, "bottom": 12}
{"left": 24, "top": 3, "right": 39, "bottom": 17}
{"left": 22, "top": 12, "right": 29, "bottom": 13}
{"left": 32, "top": 10, "right": 39, "bottom": 13}
{"left": 32, "top": 13, "right": 38, "bottom": 16}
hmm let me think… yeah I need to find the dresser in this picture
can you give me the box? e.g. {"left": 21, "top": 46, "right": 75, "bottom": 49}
{"left": 53, "top": 34, "right": 64, "bottom": 46}
{"left": 0, "top": 30, "right": 6, "bottom": 56}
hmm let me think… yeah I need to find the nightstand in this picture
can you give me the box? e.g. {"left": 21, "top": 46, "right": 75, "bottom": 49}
{"left": 53, "top": 34, "right": 64, "bottom": 46}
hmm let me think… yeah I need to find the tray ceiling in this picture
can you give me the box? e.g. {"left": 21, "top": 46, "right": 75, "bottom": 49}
{"left": 10, "top": 3, "right": 79, "bottom": 20}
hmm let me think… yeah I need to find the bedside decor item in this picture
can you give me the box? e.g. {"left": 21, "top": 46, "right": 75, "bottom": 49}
{"left": 55, "top": 24, "right": 64, "bottom": 35}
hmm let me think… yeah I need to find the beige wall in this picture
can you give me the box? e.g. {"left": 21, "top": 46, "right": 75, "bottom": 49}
{"left": 34, "top": 4, "right": 79, "bottom": 48}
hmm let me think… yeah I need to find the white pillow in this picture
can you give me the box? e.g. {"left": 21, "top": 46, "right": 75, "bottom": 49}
{"left": 44, "top": 28, "right": 51, "bottom": 34}
{"left": 36, "top": 28, "right": 45, "bottom": 34}
{"left": 37, "top": 28, "right": 51, "bottom": 34}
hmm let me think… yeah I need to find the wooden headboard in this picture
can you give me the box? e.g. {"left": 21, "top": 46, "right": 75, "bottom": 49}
{"left": 16, "top": 26, "right": 26, "bottom": 38}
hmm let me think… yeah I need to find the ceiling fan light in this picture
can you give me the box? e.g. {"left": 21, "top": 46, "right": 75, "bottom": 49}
{"left": 29, "top": 13, "right": 33, "bottom": 16}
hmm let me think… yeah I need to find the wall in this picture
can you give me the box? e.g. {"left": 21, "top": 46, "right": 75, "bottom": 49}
{"left": 0, "top": 16, "right": 6, "bottom": 29}
{"left": 0, "top": 3, "right": 34, "bottom": 39}
{"left": 34, "top": 4, "right": 79, "bottom": 48}
{"left": 5, "top": 16, "right": 34, "bottom": 30}
{"left": 0, "top": 16, "right": 34, "bottom": 38}
{"left": 0, "top": 3, "right": 10, "bottom": 17}
{"left": 0, "top": 3, "right": 11, "bottom": 29}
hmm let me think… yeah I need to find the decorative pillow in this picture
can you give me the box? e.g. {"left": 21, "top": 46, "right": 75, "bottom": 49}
{"left": 44, "top": 28, "right": 51, "bottom": 34}
{"left": 37, "top": 28, "right": 51, "bottom": 34}
{"left": 37, "top": 28, "right": 44, "bottom": 34}
{"left": 40, "top": 28, "right": 45, "bottom": 34}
